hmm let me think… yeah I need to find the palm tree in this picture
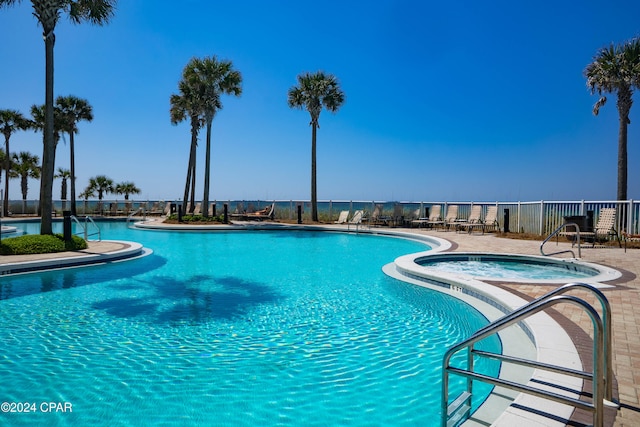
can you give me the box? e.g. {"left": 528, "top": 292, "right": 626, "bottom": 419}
{"left": 86, "top": 175, "right": 113, "bottom": 214}
{"left": 288, "top": 71, "right": 345, "bottom": 221}
{"left": 170, "top": 78, "right": 204, "bottom": 214}
{"left": 78, "top": 187, "right": 94, "bottom": 215}
{"left": 0, "top": 0, "right": 116, "bottom": 235}
{"left": 584, "top": 37, "right": 640, "bottom": 201}
{"left": 55, "top": 167, "right": 71, "bottom": 210}
{"left": 11, "top": 151, "right": 41, "bottom": 213}
{"left": 0, "top": 109, "right": 31, "bottom": 216}
{"left": 56, "top": 95, "right": 93, "bottom": 216}
{"left": 181, "top": 56, "right": 242, "bottom": 212}
{"left": 115, "top": 181, "right": 141, "bottom": 200}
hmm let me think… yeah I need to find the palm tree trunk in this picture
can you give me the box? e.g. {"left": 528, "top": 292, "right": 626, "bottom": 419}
{"left": 616, "top": 92, "right": 631, "bottom": 201}
{"left": 183, "top": 130, "right": 198, "bottom": 213}
{"left": 39, "top": 30, "right": 55, "bottom": 234}
{"left": 189, "top": 159, "right": 196, "bottom": 213}
{"left": 3, "top": 135, "right": 9, "bottom": 216}
{"left": 311, "top": 122, "right": 318, "bottom": 222}
{"left": 202, "top": 122, "right": 212, "bottom": 211}
{"left": 70, "top": 131, "right": 77, "bottom": 215}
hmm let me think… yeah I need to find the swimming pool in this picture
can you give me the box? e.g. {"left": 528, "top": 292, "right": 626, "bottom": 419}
{"left": 0, "top": 221, "right": 500, "bottom": 426}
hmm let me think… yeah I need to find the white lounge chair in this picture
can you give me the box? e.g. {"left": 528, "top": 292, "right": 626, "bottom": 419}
{"left": 347, "top": 210, "right": 364, "bottom": 231}
{"left": 412, "top": 205, "right": 442, "bottom": 228}
{"left": 334, "top": 210, "right": 349, "bottom": 224}
{"left": 455, "top": 205, "right": 482, "bottom": 233}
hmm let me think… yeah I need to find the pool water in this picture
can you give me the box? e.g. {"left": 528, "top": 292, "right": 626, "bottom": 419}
{"left": 0, "top": 222, "right": 500, "bottom": 426}
{"left": 420, "top": 258, "right": 596, "bottom": 280}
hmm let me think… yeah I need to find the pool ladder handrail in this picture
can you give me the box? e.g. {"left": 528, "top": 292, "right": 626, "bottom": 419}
{"left": 540, "top": 222, "right": 582, "bottom": 258}
{"left": 126, "top": 207, "right": 145, "bottom": 227}
{"left": 441, "top": 282, "right": 615, "bottom": 427}
{"left": 70, "top": 215, "right": 101, "bottom": 241}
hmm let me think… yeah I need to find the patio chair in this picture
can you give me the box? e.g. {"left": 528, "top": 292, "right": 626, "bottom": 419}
{"left": 579, "top": 208, "right": 621, "bottom": 248}
{"left": 455, "top": 205, "right": 482, "bottom": 233}
{"left": 458, "top": 205, "right": 499, "bottom": 234}
{"left": 411, "top": 205, "right": 441, "bottom": 228}
{"left": 347, "top": 210, "right": 364, "bottom": 231}
{"left": 243, "top": 203, "right": 275, "bottom": 221}
{"left": 334, "top": 210, "right": 349, "bottom": 224}
{"left": 440, "top": 205, "right": 460, "bottom": 231}
{"left": 368, "top": 204, "right": 385, "bottom": 227}
{"left": 192, "top": 202, "right": 202, "bottom": 215}
{"left": 622, "top": 231, "right": 640, "bottom": 252}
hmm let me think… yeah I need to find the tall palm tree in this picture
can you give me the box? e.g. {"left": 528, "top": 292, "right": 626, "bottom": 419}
{"left": 56, "top": 95, "right": 93, "bottom": 216}
{"left": 288, "top": 71, "right": 345, "bottom": 221}
{"left": 55, "top": 167, "right": 71, "bottom": 209}
{"left": 11, "top": 151, "right": 41, "bottom": 213}
{"left": 584, "top": 37, "right": 640, "bottom": 201}
{"left": 86, "top": 175, "right": 113, "bottom": 214}
{"left": 170, "top": 78, "right": 204, "bottom": 214}
{"left": 0, "top": 109, "right": 31, "bottom": 216}
{"left": 182, "top": 56, "right": 242, "bottom": 212}
{"left": 0, "top": 0, "right": 116, "bottom": 235}
{"left": 115, "top": 181, "right": 141, "bottom": 200}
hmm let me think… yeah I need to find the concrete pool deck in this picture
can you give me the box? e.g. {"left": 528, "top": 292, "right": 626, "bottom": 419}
{"left": 1, "top": 220, "right": 638, "bottom": 426}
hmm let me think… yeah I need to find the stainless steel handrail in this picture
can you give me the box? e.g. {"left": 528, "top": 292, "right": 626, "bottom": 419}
{"left": 540, "top": 222, "right": 581, "bottom": 258}
{"left": 441, "top": 282, "right": 614, "bottom": 427}
{"left": 126, "top": 207, "right": 144, "bottom": 227}
{"left": 70, "top": 215, "right": 101, "bottom": 241}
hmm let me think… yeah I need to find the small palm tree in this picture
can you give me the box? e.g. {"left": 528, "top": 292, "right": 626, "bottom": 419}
{"left": 56, "top": 95, "right": 93, "bottom": 216}
{"left": 86, "top": 175, "right": 113, "bottom": 215}
{"left": 288, "top": 71, "right": 345, "bottom": 221}
{"left": 1, "top": 109, "right": 31, "bottom": 216}
{"left": 584, "top": 37, "right": 640, "bottom": 200}
{"left": 78, "top": 187, "right": 95, "bottom": 215}
{"left": 0, "top": 0, "right": 116, "bottom": 234}
{"left": 11, "top": 151, "right": 41, "bottom": 213}
{"left": 55, "top": 167, "right": 71, "bottom": 210}
{"left": 115, "top": 181, "right": 141, "bottom": 200}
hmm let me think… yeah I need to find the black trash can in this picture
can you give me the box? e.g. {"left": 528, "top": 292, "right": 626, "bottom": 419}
{"left": 563, "top": 215, "right": 589, "bottom": 233}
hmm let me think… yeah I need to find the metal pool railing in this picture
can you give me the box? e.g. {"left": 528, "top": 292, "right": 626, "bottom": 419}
{"left": 70, "top": 215, "right": 101, "bottom": 241}
{"left": 441, "top": 283, "right": 615, "bottom": 427}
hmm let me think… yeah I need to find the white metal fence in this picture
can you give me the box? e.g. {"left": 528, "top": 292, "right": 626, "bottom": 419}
{"left": 3, "top": 199, "right": 640, "bottom": 236}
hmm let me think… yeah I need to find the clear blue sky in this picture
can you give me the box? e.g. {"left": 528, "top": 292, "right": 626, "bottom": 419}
{"left": 1, "top": 0, "right": 640, "bottom": 202}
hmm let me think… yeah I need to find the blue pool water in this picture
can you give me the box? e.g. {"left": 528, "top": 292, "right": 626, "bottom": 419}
{"left": 0, "top": 222, "right": 500, "bottom": 426}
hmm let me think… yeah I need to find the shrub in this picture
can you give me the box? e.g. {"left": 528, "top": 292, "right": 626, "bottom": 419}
{"left": 165, "top": 214, "right": 225, "bottom": 224}
{"left": 0, "top": 234, "right": 88, "bottom": 255}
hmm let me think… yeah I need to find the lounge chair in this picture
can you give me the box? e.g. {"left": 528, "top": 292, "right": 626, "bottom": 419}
{"left": 439, "top": 205, "right": 460, "bottom": 231}
{"left": 192, "top": 202, "right": 202, "bottom": 215}
{"left": 577, "top": 208, "right": 621, "bottom": 248}
{"left": 334, "top": 210, "right": 349, "bottom": 224}
{"left": 412, "top": 205, "right": 442, "bottom": 228}
{"left": 368, "top": 204, "right": 385, "bottom": 227}
{"left": 458, "top": 205, "right": 499, "bottom": 234}
{"left": 230, "top": 203, "right": 275, "bottom": 221}
{"left": 243, "top": 202, "right": 275, "bottom": 221}
{"left": 455, "top": 205, "right": 482, "bottom": 233}
{"left": 622, "top": 231, "right": 640, "bottom": 252}
{"left": 347, "top": 210, "right": 364, "bottom": 231}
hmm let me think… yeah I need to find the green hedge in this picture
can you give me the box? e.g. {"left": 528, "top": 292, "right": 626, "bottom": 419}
{"left": 0, "top": 234, "right": 88, "bottom": 255}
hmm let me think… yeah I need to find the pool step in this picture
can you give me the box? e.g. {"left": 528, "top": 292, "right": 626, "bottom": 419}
{"left": 446, "top": 391, "right": 471, "bottom": 427}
